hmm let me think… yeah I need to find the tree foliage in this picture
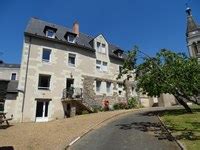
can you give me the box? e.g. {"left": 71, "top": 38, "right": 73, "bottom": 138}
{"left": 119, "top": 47, "right": 200, "bottom": 113}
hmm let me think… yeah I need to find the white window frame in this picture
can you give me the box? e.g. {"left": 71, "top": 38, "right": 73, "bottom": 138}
{"left": 101, "top": 44, "right": 106, "bottom": 53}
{"left": 96, "top": 81, "right": 101, "bottom": 92}
{"left": 68, "top": 53, "right": 76, "bottom": 67}
{"left": 42, "top": 48, "right": 51, "bottom": 62}
{"left": 106, "top": 82, "right": 111, "bottom": 93}
{"left": 96, "top": 60, "right": 108, "bottom": 72}
{"left": 96, "top": 42, "right": 106, "bottom": 54}
{"left": 102, "top": 62, "right": 108, "bottom": 72}
{"left": 46, "top": 29, "right": 55, "bottom": 38}
{"left": 38, "top": 74, "right": 51, "bottom": 90}
{"left": 96, "top": 60, "right": 101, "bottom": 71}
{"left": 67, "top": 34, "right": 76, "bottom": 43}
{"left": 10, "top": 73, "right": 17, "bottom": 80}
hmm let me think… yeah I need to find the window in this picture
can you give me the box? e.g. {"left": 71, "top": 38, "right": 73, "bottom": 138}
{"left": 102, "top": 62, "right": 107, "bottom": 71}
{"left": 96, "top": 81, "right": 101, "bottom": 92}
{"left": 101, "top": 44, "right": 106, "bottom": 53}
{"left": 106, "top": 82, "right": 111, "bottom": 93}
{"left": 68, "top": 34, "right": 76, "bottom": 43}
{"left": 96, "top": 42, "right": 106, "bottom": 54}
{"left": 96, "top": 60, "right": 108, "bottom": 72}
{"left": 97, "top": 42, "right": 101, "bottom": 52}
{"left": 118, "top": 52, "right": 123, "bottom": 58}
{"left": 96, "top": 60, "right": 101, "bottom": 71}
{"left": 68, "top": 53, "right": 76, "bottom": 67}
{"left": 46, "top": 29, "right": 55, "bottom": 38}
{"left": 11, "top": 73, "right": 16, "bottom": 80}
{"left": 42, "top": 48, "right": 51, "bottom": 62}
{"left": 38, "top": 74, "right": 51, "bottom": 90}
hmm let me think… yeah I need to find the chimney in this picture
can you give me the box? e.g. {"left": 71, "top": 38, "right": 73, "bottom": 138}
{"left": 72, "top": 21, "right": 79, "bottom": 37}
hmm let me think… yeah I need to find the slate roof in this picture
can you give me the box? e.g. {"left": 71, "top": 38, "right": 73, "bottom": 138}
{"left": 25, "top": 18, "right": 127, "bottom": 60}
{"left": 7, "top": 80, "right": 18, "bottom": 93}
{"left": 0, "top": 63, "right": 20, "bottom": 68}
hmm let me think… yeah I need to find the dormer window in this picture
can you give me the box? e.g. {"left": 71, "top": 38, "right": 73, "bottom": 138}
{"left": 96, "top": 42, "right": 106, "bottom": 54}
{"left": 46, "top": 29, "right": 55, "bottom": 38}
{"left": 68, "top": 34, "right": 76, "bottom": 43}
{"left": 44, "top": 26, "right": 57, "bottom": 39}
{"left": 114, "top": 49, "right": 123, "bottom": 58}
{"left": 65, "top": 32, "right": 77, "bottom": 43}
{"left": 102, "top": 44, "right": 106, "bottom": 53}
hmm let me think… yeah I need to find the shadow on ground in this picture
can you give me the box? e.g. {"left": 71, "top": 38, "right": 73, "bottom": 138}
{"left": 116, "top": 111, "right": 175, "bottom": 141}
{"left": 0, "top": 125, "right": 13, "bottom": 129}
{"left": 119, "top": 108, "right": 200, "bottom": 142}
{"left": 0, "top": 146, "right": 14, "bottom": 150}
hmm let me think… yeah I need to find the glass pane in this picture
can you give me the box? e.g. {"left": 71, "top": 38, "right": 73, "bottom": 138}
{"left": 96, "top": 60, "right": 101, "bottom": 64}
{"left": 47, "top": 30, "right": 54, "bottom": 38}
{"left": 38, "top": 75, "right": 50, "bottom": 88}
{"left": 45, "top": 101, "right": 49, "bottom": 117}
{"left": 42, "top": 49, "right": 51, "bottom": 61}
{"left": 36, "top": 101, "right": 43, "bottom": 117}
{"left": 11, "top": 73, "right": 16, "bottom": 80}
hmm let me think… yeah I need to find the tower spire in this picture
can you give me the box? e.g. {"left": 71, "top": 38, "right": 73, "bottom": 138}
{"left": 186, "top": 6, "right": 198, "bottom": 34}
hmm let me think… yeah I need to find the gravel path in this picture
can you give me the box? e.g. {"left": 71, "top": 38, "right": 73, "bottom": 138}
{"left": 0, "top": 109, "right": 135, "bottom": 150}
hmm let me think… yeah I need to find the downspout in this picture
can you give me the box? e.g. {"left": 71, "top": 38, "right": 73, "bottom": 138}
{"left": 21, "top": 36, "right": 32, "bottom": 122}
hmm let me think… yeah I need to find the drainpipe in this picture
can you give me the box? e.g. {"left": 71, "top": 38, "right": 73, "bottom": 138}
{"left": 21, "top": 36, "right": 32, "bottom": 122}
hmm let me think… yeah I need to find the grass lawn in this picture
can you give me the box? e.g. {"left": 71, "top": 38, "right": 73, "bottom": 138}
{"left": 160, "top": 106, "right": 200, "bottom": 150}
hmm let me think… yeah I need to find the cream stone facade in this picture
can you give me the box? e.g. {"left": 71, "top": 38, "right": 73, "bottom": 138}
{"left": 0, "top": 63, "right": 20, "bottom": 119}
{"left": 8, "top": 18, "right": 136, "bottom": 122}
{"left": 6, "top": 13, "right": 197, "bottom": 122}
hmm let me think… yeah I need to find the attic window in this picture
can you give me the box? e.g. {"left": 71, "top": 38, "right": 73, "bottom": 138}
{"left": 44, "top": 26, "right": 57, "bottom": 39}
{"left": 46, "top": 29, "right": 55, "bottom": 38}
{"left": 68, "top": 34, "right": 76, "bottom": 43}
{"left": 114, "top": 49, "right": 123, "bottom": 58}
{"left": 118, "top": 52, "right": 123, "bottom": 58}
{"left": 96, "top": 42, "right": 106, "bottom": 54}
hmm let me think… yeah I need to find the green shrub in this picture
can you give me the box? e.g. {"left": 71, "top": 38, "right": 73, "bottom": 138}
{"left": 113, "top": 102, "right": 127, "bottom": 110}
{"left": 127, "top": 97, "right": 138, "bottom": 109}
{"left": 92, "top": 105, "right": 102, "bottom": 113}
{"left": 82, "top": 110, "right": 89, "bottom": 115}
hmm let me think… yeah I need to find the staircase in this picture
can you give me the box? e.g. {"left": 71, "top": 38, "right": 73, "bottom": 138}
{"left": 77, "top": 100, "right": 94, "bottom": 113}
{"left": 62, "top": 88, "right": 94, "bottom": 113}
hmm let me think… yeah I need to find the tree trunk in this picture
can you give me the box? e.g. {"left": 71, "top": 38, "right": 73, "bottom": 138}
{"left": 174, "top": 95, "right": 192, "bottom": 113}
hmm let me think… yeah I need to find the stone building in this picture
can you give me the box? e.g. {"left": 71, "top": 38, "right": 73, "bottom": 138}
{"left": 5, "top": 18, "right": 137, "bottom": 122}
{"left": 0, "top": 61, "right": 20, "bottom": 116}
{"left": 186, "top": 7, "right": 200, "bottom": 59}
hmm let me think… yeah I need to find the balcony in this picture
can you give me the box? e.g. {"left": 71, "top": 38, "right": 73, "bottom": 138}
{"left": 62, "top": 87, "right": 83, "bottom": 101}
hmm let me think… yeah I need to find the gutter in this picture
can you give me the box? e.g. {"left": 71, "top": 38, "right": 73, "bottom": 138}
{"left": 24, "top": 32, "right": 126, "bottom": 61}
{"left": 21, "top": 36, "right": 32, "bottom": 122}
{"left": 24, "top": 32, "right": 95, "bottom": 52}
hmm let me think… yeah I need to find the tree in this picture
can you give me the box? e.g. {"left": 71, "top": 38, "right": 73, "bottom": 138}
{"left": 119, "top": 47, "right": 200, "bottom": 113}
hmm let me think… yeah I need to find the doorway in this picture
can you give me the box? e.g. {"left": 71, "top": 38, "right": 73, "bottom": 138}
{"left": 66, "top": 78, "right": 74, "bottom": 98}
{"left": 36, "top": 100, "right": 49, "bottom": 122}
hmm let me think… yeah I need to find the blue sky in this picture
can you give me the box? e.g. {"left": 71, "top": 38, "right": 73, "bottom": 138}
{"left": 0, "top": 0, "right": 199, "bottom": 64}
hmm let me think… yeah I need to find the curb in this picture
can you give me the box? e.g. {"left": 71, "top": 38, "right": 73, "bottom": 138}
{"left": 64, "top": 109, "right": 136, "bottom": 149}
{"left": 157, "top": 115, "right": 186, "bottom": 150}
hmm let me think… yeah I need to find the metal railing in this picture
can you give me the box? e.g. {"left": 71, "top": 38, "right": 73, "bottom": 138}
{"left": 62, "top": 87, "right": 83, "bottom": 99}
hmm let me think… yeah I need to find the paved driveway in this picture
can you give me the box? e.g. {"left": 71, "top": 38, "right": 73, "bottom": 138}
{"left": 71, "top": 109, "right": 180, "bottom": 150}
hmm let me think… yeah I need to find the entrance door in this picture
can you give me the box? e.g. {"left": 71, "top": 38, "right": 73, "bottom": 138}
{"left": 36, "top": 101, "right": 49, "bottom": 122}
{"left": 66, "top": 78, "right": 74, "bottom": 98}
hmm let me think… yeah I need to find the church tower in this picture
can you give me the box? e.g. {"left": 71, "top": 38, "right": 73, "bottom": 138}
{"left": 186, "top": 7, "right": 200, "bottom": 59}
